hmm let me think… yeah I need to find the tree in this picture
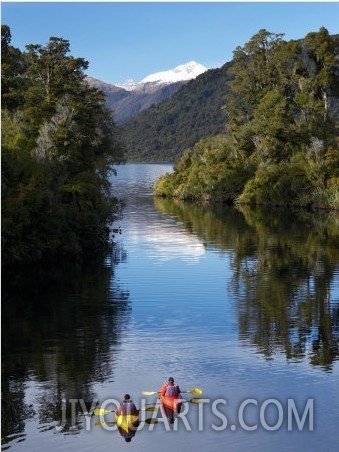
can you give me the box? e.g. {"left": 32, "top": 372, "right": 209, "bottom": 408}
{"left": 1, "top": 25, "right": 27, "bottom": 109}
{"left": 154, "top": 28, "right": 339, "bottom": 209}
{"left": 1, "top": 29, "right": 125, "bottom": 266}
{"left": 298, "top": 27, "right": 339, "bottom": 149}
{"left": 226, "top": 29, "right": 304, "bottom": 163}
{"left": 25, "top": 37, "right": 88, "bottom": 105}
{"left": 227, "top": 30, "right": 286, "bottom": 125}
{"left": 304, "top": 27, "right": 339, "bottom": 113}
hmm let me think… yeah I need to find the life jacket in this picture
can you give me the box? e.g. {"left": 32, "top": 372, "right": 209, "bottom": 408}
{"left": 121, "top": 400, "right": 137, "bottom": 415}
{"left": 165, "top": 383, "right": 179, "bottom": 397}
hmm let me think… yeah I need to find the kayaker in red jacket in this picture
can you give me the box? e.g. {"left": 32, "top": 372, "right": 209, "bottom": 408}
{"left": 160, "top": 377, "right": 181, "bottom": 397}
{"left": 115, "top": 394, "right": 139, "bottom": 416}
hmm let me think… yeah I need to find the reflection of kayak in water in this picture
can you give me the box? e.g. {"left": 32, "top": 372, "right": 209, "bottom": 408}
{"left": 160, "top": 394, "right": 183, "bottom": 422}
{"left": 115, "top": 413, "right": 139, "bottom": 433}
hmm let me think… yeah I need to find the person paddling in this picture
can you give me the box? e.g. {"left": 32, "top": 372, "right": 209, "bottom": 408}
{"left": 160, "top": 377, "right": 182, "bottom": 423}
{"left": 115, "top": 394, "right": 139, "bottom": 416}
{"left": 160, "top": 377, "right": 181, "bottom": 397}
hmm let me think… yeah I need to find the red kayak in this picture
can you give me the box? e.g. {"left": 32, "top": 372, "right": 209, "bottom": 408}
{"left": 160, "top": 394, "right": 183, "bottom": 414}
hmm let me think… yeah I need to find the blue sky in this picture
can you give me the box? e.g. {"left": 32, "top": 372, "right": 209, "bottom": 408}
{"left": 2, "top": 1, "right": 339, "bottom": 84}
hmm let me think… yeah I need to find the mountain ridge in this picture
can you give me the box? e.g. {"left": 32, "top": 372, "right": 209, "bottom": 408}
{"left": 139, "top": 60, "right": 207, "bottom": 85}
{"left": 115, "top": 60, "right": 207, "bottom": 90}
{"left": 86, "top": 61, "right": 208, "bottom": 124}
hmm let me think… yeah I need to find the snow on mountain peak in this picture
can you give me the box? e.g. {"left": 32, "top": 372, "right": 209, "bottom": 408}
{"left": 115, "top": 78, "right": 138, "bottom": 90}
{"left": 140, "top": 61, "right": 208, "bottom": 84}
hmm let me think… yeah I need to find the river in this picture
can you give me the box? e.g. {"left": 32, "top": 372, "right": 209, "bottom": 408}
{"left": 2, "top": 163, "right": 339, "bottom": 451}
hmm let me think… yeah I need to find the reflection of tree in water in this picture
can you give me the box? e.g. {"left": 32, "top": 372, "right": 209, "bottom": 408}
{"left": 153, "top": 197, "right": 247, "bottom": 253}
{"left": 1, "top": 248, "right": 130, "bottom": 444}
{"left": 111, "top": 240, "right": 128, "bottom": 265}
{"left": 231, "top": 206, "right": 339, "bottom": 371}
{"left": 154, "top": 198, "right": 339, "bottom": 371}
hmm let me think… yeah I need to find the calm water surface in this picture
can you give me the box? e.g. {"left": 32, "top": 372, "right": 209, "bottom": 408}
{"left": 2, "top": 163, "right": 339, "bottom": 451}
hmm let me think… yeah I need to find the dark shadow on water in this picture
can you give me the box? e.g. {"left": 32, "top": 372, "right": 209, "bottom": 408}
{"left": 1, "top": 247, "right": 130, "bottom": 444}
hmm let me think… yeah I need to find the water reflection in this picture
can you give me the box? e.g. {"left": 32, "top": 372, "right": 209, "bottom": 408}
{"left": 1, "top": 253, "right": 130, "bottom": 445}
{"left": 154, "top": 198, "right": 339, "bottom": 371}
{"left": 2, "top": 163, "right": 339, "bottom": 451}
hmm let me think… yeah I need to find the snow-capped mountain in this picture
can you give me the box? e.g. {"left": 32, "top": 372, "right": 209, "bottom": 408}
{"left": 115, "top": 79, "right": 138, "bottom": 91}
{"left": 86, "top": 61, "right": 208, "bottom": 124}
{"left": 117, "top": 61, "right": 208, "bottom": 91}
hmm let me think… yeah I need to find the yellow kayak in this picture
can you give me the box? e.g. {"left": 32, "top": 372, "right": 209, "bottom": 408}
{"left": 115, "top": 413, "right": 139, "bottom": 433}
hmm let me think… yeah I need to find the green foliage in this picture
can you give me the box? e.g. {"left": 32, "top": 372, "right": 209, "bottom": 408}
{"left": 236, "top": 160, "right": 309, "bottom": 207}
{"left": 155, "top": 28, "right": 339, "bottom": 210}
{"left": 1, "top": 26, "right": 125, "bottom": 266}
{"left": 154, "top": 134, "right": 255, "bottom": 202}
{"left": 1, "top": 25, "right": 27, "bottom": 109}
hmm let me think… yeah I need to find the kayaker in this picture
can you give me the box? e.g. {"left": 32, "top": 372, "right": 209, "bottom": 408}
{"left": 160, "top": 377, "right": 181, "bottom": 397}
{"left": 115, "top": 394, "right": 139, "bottom": 416}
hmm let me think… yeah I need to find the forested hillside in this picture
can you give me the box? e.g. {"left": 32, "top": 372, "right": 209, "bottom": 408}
{"left": 1, "top": 26, "right": 125, "bottom": 266}
{"left": 122, "top": 63, "right": 232, "bottom": 162}
{"left": 154, "top": 28, "right": 339, "bottom": 210}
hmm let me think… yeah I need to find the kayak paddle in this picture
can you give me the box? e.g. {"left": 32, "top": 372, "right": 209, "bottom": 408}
{"left": 142, "top": 387, "right": 202, "bottom": 396}
{"left": 94, "top": 406, "right": 157, "bottom": 416}
{"left": 95, "top": 418, "right": 158, "bottom": 427}
{"left": 184, "top": 398, "right": 203, "bottom": 404}
{"left": 182, "top": 387, "right": 203, "bottom": 395}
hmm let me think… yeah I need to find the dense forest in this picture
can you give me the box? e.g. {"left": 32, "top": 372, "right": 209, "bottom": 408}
{"left": 1, "top": 26, "right": 125, "bottom": 266}
{"left": 154, "top": 28, "right": 339, "bottom": 210}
